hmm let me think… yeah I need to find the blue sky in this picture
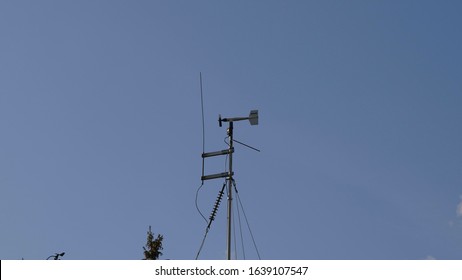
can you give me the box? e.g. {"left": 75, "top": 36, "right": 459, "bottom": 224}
{"left": 1, "top": 0, "right": 461, "bottom": 260}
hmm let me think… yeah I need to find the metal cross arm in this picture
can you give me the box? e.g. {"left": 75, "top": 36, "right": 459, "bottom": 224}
{"left": 202, "top": 147, "right": 234, "bottom": 158}
{"left": 201, "top": 172, "right": 234, "bottom": 181}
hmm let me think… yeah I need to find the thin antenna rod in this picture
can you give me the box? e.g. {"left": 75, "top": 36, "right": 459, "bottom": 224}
{"left": 200, "top": 72, "right": 205, "bottom": 179}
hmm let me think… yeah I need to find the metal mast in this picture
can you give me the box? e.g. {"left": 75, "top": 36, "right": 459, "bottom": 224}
{"left": 201, "top": 110, "right": 258, "bottom": 260}
{"left": 226, "top": 122, "right": 233, "bottom": 260}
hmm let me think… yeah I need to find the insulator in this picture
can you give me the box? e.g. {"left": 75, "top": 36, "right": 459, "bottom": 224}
{"left": 207, "top": 183, "right": 226, "bottom": 228}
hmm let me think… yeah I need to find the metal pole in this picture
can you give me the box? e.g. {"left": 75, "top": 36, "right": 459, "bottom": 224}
{"left": 227, "top": 122, "right": 233, "bottom": 260}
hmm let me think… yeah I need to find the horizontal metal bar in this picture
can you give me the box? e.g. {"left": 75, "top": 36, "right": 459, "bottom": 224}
{"left": 202, "top": 148, "right": 234, "bottom": 158}
{"left": 221, "top": 116, "right": 248, "bottom": 123}
{"left": 201, "top": 172, "right": 233, "bottom": 181}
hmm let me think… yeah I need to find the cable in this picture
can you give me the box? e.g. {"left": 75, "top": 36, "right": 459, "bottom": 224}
{"left": 195, "top": 182, "right": 227, "bottom": 259}
{"left": 195, "top": 227, "right": 209, "bottom": 260}
{"left": 195, "top": 182, "right": 208, "bottom": 224}
{"left": 195, "top": 72, "right": 208, "bottom": 224}
{"left": 234, "top": 182, "right": 261, "bottom": 260}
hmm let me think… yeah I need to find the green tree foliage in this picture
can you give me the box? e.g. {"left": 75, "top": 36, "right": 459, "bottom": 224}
{"left": 143, "top": 226, "right": 163, "bottom": 260}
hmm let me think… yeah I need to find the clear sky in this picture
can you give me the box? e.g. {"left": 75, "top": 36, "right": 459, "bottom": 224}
{"left": 1, "top": 0, "right": 461, "bottom": 260}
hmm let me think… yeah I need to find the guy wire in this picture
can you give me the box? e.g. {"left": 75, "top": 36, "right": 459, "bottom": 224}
{"left": 234, "top": 182, "right": 261, "bottom": 260}
{"left": 235, "top": 187, "right": 246, "bottom": 259}
{"left": 232, "top": 191, "right": 238, "bottom": 259}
